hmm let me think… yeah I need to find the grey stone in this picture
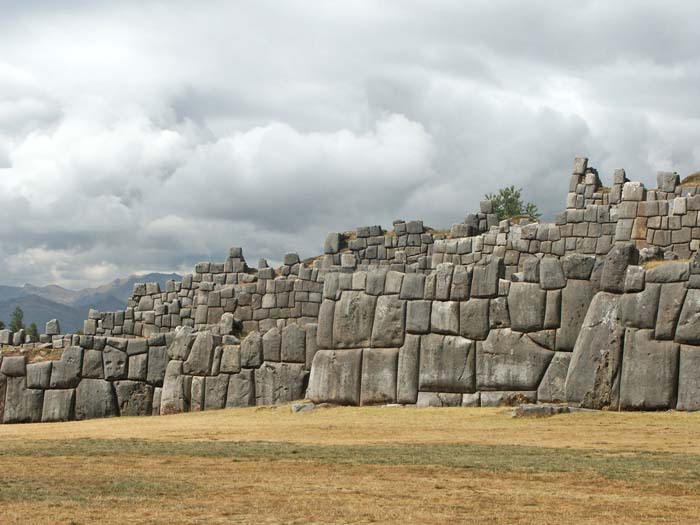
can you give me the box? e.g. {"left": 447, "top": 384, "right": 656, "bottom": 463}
{"left": 406, "top": 300, "right": 431, "bottom": 334}
{"left": 190, "top": 376, "right": 204, "bottom": 412}
{"left": 565, "top": 292, "right": 625, "bottom": 409}
{"left": 102, "top": 345, "right": 128, "bottom": 380}
{"left": 419, "top": 334, "right": 475, "bottom": 393}
{"left": 204, "top": 374, "right": 230, "bottom": 410}
{"left": 539, "top": 258, "right": 566, "bottom": 290}
{"left": 624, "top": 265, "right": 646, "bottom": 292}
{"left": 459, "top": 299, "right": 490, "bottom": 340}
{"left": 450, "top": 265, "right": 471, "bottom": 300}
{"left": 281, "top": 324, "right": 306, "bottom": 363}
{"left": 677, "top": 345, "right": 700, "bottom": 410}
{"left": 508, "top": 282, "right": 546, "bottom": 332}
{"left": 480, "top": 391, "right": 537, "bottom": 407}
{"left": 324, "top": 232, "right": 341, "bottom": 254}
{"left": 476, "top": 329, "right": 554, "bottom": 391}
{"left": 600, "top": 243, "right": 638, "bottom": 293}
{"left": 332, "top": 291, "right": 376, "bottom": 348}
{"left": 305, "top": 324, "right": 319, "bottom": 371}
{"left": 75, "top": 379, "right": 118, "bottom": 420}
{"left": 3, "top": 376, "right": 44, "bottom": 423}
{"left": 307, "top": 349, "right": 362, "bottom": 405}
{"left": 655, "top": 283, "right": 687, "bottom": 340}
{"left": 619, "top": 283, "right": 661, "bottom": 329}
{"left": 399, "top": 273, "right": 426, "bottom": 300}
{"left": 489, "top": 297, "right": 510, "bottom": 329}
{"left": 317, "top": 300, "right": 335, "bottom": 349}
{"left": 675, "top": 289, "right": 700, "bottom": 344}
{"left": 41, "top": 389, "right": 75, "bottom": 422}
{"left": 81, "top": 349, "right": 104, "bottom": 379}
{"left": 365, "top": 271, "right": 386, "bottom": 296}
{"left": 619, "top": 329, "right": 678, "bottom": 410}
{"left": 126, "top": 339, "right": 148, "bottom": 356}
{"left": 537, "top": 352, "right": 572, "bottom": 403}
{"left": 168, "top": 325, "right": 195, "bottom": 360}
{"left": 360, "top": 348, "right": 398, "bottom": 405}
{"left": 262, "top": 327, "right": 281, "bottom": 361}
{"left": 470, "top": 257, "right": 503, "bottom": 298}
{"left": 397, "top": 335, "right": 419, "bottom": 404}
{"left": 461, "top": 392, "right": 481, "bottom": 407}
{"left": 512, "top": 404, "right": 571, "bottom": 418}
{"left": 255, "top": 362, "right": 307, "bottom": 405}
{"left": 0, "top": 355, "right": 26, "bottom": 377}
{"left": 370, "top": 295, "right": 406, "bottom": 347}
{"left": 562, "top": 254, "right": 596, "bottom": 280}
{"left": 556, "top": 280, "right": 595, "bottom": 351}
{"left": 26, "top": 361, "right": 52, "bottom": 389}
{"left": 291, "top": 402, "right": 315, "bottom": 413}
{"left": 184, "top": 331, "right": 219, "bottom": 374}
{"left": 219, "top": 345, "right": 241, "bottom": 373}
{"left": 146, "top": 345, "right": 168, "bottom": 385}
{"left": 160, "top": 361, "right": 191, "bottom": 415}
{"left": 416, "top": 392, "right": 462, "bottom": 407}
{"left": 45, "top": 319, "right": 60, "bottom": 336}
{"left": 430, "top": 301, "right": 459, "bottom": 335}
{"left": 226, "top": 369, "right": 256, "bottom": 407}
{"left": 0, "top": 329, "right": 13, "bottom": 345}
{"left": 240, "top": 331, "right": 263, "bottom": 368}
{"left": 646, "top": 262, "right": 690, "bottom": 283}
{"left": 50, "top": 346, "right": 84, "bottom": 388}
{"left": 544, "top": 290, "right": 561, "bottom": 329}
{"left": 128, "top": 353, "right": 148, "bottom": 381}
{"left": 114, "top": 381, "right": 154, "bottom": 416}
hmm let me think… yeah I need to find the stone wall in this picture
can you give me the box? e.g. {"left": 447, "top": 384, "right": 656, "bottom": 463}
{"left": 2, "top": 156, "right": 700, "bottom": 422}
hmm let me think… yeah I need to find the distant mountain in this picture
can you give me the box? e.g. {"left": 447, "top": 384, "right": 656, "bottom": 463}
{"left": 0, "top": 272, "right": 182, "bottom": 334}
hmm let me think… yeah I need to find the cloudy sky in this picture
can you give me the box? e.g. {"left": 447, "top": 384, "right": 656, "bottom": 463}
{"left": 1, "top": 1, "right": 700, "bottom": 288}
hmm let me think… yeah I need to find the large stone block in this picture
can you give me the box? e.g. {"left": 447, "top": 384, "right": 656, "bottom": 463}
{"left": 476, "top": 329, "right": 554, "bottom": 391}
{"left": 562, "top": 254, "right": 596, "bottom": 280}
{"left": 430, "top": 301, "right": 459, "bottom": 335}
{"left": 600, "top": 243, "right": 638, "bottom": 293}
{"left": 459, "top": 299, "right": 490, "bottom": 340}
{"left": 41, "top": 389, "right": 75, "bottom": 422}
{"left": 281, "top": 324, "right": 306, "bottom": 362}
{"left": 204, "top": 374, "right": 230, "bottom": 410}
{"left": 262, "top": 327, "right": 281, "bottom": 361}
{"left": 470, "top": 257, "right": 503, "bottom": 298}
{"left": 3, "top": 376, "right": 44, "bottom": 423}
{"left": 307, "top": 349, "right": 362, "bottom": 405}
{"left": 114, "top": 381, "right": 154, "bottom": 416}
{"left": 406, "top": 300, "right": 431, "bottom": 334}
{"left": 565, "top": 292, "right": 625, "bottom": 409}
{"left": 677, "top": 345, "right": 700, "bottom": 410}
{"left": 399, "top": 273, "right": 426, "bottom": 300}
{"left": 26, "top": 361, "right": 52, "bottom": 389}
{"left": 675, "top": 289, "right": 700, "bottom": 344}
{"left": 219, "top": 345, "right": 241, "bottom": 374}
{"left": 82, "top": 349, "right": 104, "bottom": 379}
{"left": 419, "top": 334, "right": 475, "bottom": 393}
{"left": 619, "top": 329, "right": 678, "bottom": 410}
{"left": 508, "top": 282, "right": 546, "bottom": 332}
{"left": 317, "top": 300, "right": 335, "bottom": 349}
{"left": 536, "top": 352, "right": 572, "bottom": 403}
{"left": 226, "top": 369, "right": 255, "bottom": 407}
{"left": 619, "top": 284, "right": 661, "bottom": 329}
{"left": 371, "top": 295, "right": 406, "bottom": 347}
{"left": 655, "top": 283, "right": 687, "bottom": 340}
{"left": 168, "top": 325, "right": 195, "bottom": 360}
{"left": 333, "top": 291, "right": 376, "bottom": 349}
{"left": 0, "top": 355, "right": 26, "bottom": 377}
{"left": 102, "top": 345, "right": 127, "bottom": 380}
{"left": 556, "top": 280, "right": 595, "bottom": 351}
{"left": 75, "top": 379, "right": 118, "bottom": 420}
{"left": 128, "top": 353, "right": 148, "bottom": 381}
{"left": 305, "top": 324, "right": 319, "bottom": 371}
{"left": 146, "top": 345, "right": 168, "bottom": 385}
{"left": 539, "top": 258, "right": 566, "bottom": 290}
{"left": 184, "top": 331, "right": 219, "bottom": 374}
{"left": 50, "top": 346, "right": 84, "bottom": 388}
{"left": 416, "top": 392, "right": 462, "bottom": 407}
{"left": 397, "top": 335, "right": 419, "bottom": 404}
{"left": 360, "top": 348, "right": 398, "bottom": 405}
{"left": 255, "top": 362, "right": 307, "bottom": 405}
{"left": 160, "top": 361, "right": 191, "bottom": 415}
{"left": 240, "top": 331, "right": 263, "bottom": 368}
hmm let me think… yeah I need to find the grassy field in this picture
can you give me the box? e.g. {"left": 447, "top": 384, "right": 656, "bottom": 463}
{"left": 2, "top": 407, "right": 700, "bottom": 524}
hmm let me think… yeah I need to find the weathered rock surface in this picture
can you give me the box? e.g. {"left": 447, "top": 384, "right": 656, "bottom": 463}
{"left": 360, "top": 348, "right": 398, "bottom": 405}
{"left": 307, "top": 349, "right": 362, "bottom": 405}
{"left": 419, "top": 334, "right": 475, "bottom": 393}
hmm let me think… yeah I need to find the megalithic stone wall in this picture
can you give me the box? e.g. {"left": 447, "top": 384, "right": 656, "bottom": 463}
{"left": 3, "top": 156, "right": 700, "bottom": 423}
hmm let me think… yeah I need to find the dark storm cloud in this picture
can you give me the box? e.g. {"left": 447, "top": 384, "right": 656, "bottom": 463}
{"left": 1, "top": 0, "right": 699, "bottom": 287}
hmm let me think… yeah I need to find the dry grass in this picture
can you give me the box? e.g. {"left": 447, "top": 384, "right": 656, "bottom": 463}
{"left": 0, "top": 345, "right": 64, "bottom": 363}
{"left": 642, "top": 257, "right": 690, "bottom": 270}
{"left": 2, "top": 407, "right": 700, "bottom": 523}
{"left": 681, "top": 172, "right": 700, "bottom": 187}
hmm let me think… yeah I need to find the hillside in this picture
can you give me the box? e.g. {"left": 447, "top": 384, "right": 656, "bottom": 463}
{"left": 0, "top": 272, "right": 181, "bottom": 334}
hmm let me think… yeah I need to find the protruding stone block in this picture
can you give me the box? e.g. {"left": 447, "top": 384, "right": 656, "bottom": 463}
{"left": 360, "top": 348, "right": 398, "bottom": 405}
{"left": 332, "top": 291, "right": 376, "bottom": 349}
{"left": 419, "top": 334, "right": 475, "bottom": 393}
{"left": 75, "top": 379, "right": 118, "bottom": 420}
{"left": 114, "top": 381, "right": 154, "bottom": 416}
{"left": 307, "top": 349, "right": 362, "bottom": 405}
{"left": 371, "top": 295, "right": 406, "bottom": 347}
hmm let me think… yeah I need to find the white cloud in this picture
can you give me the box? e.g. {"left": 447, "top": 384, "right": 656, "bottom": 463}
{"left": 1, "top": 1, "right": 700, "bottom": 287}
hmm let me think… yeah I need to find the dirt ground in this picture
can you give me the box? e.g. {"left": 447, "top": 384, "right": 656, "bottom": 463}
{"left": 1, "top": 406, "right": 699, "bottom": 524}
